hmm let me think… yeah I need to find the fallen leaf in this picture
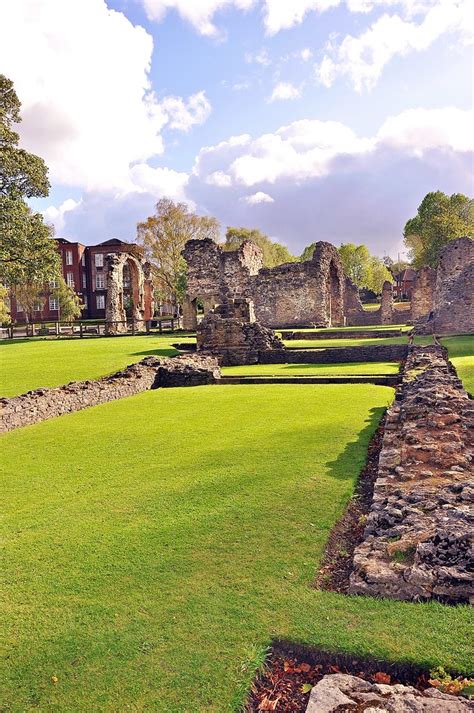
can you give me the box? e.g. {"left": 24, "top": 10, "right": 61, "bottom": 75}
{"left": 258, "top": 695, "right": 280, "bottom": 710}
{"left": 301, "top": 683, "right": 313, "bottom": 694}
{"left": 51, "top": 676, "right": 58, "bottom": 685}
{"left": 374, "top": 672, "right": 391, "bottom": 684}
{"left": 300, "top": 663, "right": 311, "bottom": 673}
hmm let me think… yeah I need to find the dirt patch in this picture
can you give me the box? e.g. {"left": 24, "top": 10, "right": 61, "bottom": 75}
{"left": 314, "top": 415, "right": 385, "bottom": 593}
{"left": 245, "top": 645, "right": 434, "bottom": 712}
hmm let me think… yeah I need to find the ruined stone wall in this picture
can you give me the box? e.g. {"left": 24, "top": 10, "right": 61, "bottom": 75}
{"left": 411, "top": 266, "right": 436, "bottom": 323}
{"left": 350, "top": 345, "right": 473, "bottom": 603}
{"left": 380, "top": 281, "right": 394, "bottom": 325}
{"left": 183, "top": 239, "right": 352, "bottom": 328}
{"left": 0, "top": 355, "right": 221, "bottom": 432}
{"left": 433, "top": 237, "right": 474, "bottom": 334}
{"left": 197, "top": 298, "right": 284, "bottom": 365}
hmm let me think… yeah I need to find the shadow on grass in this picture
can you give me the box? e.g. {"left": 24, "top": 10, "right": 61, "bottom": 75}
{"left": 130, "top": 348, "right": 180, "bottom": 357}
{"left": 324, "top": 405, "right": 387, "bottom": 482}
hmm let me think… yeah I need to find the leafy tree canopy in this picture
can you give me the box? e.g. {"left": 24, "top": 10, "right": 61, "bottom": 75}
{"left": 337, "top": 242, "right": 393, "bottom": 294}
{"left": 404, "top": 191, "right": 474, "bottom": 268}
{"left": 137, "top": 198, "right": 220, "bottom": 307}
{"left": 224, "top": 226, "right": 295, "bottom": 267}
{"left": 0, "top": 76, "right": 59, "bottom": 290}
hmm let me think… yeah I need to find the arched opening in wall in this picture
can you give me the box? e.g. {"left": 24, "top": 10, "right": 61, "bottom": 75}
{"left": 123, "top": 258, "right": 142, "bottom": 320}
{"left": 327, "top": 262, "right": 343, "bottom": 327}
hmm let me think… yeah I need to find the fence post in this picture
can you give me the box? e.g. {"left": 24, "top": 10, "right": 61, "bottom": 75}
{"left": 80, "top": 322, "right": 83, "bottom": 338}
{"left": 171, "top": 318, "right": 175, "bottom": 332}
{"left": 132, "top": 318, "right": 136, "bottom": 335}
{"left": 159, "top": 320, "right": 162, "bottom": 334}
{"left": 146, "top": 320, "right": 150, "bottom": 334}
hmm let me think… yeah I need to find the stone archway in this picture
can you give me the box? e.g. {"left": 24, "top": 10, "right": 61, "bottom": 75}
{"left": 105, "top": 252, "right": 154, "bottom": 335}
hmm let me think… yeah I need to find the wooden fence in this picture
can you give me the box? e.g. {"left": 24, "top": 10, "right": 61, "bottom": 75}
{"left": 1, "top": 317, "right": 181, "bottom": 340}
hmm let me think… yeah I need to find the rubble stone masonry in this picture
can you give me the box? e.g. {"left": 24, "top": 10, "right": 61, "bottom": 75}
{"left": 0, "top": 355, "right": 221, "bottom": 432}
{"left": 350, "top": 345, "right": 473, "bottom": 603}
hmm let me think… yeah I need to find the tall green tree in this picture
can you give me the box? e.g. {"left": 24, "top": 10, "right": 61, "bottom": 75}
{"left": 224, "top": 227, "right": 295, "bottom": 267}
{"left": 404, "top": 191, "right": 474, "bottom": 267}
{"left": 137, "top": 198, "right": 220, "bottom": 308}
{"left": 337, "top": 243, "right": 393, "bottom": 294}
{"left": 0, "top": 75, "right": 59, "bottom": 286}
{"left": 52, "top": 278, "right": 83, "bottom": 322}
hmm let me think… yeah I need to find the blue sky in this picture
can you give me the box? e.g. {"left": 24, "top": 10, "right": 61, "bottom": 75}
{"left": 2, "top": 0, "right": 473, "bottom": 257}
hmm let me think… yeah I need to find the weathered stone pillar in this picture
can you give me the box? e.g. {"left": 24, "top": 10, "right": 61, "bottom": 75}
{"left": 182, "top": 295, "right": 198, "bottom": 330}
{"left": 380, "top": 281, "right": 394, "bottom": 324}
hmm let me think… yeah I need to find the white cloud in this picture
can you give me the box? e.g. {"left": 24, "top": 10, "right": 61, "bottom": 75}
{"left": 300, "top": 48, "right": 313, "bottom": 61}
{"left": 268, "top": 81, "right": 302, "bottom": 102}
{"left": 141, "top": 0, "right": 256, "bottom": 37}
{"left": 206, "top": 170, "right": 233, "bottom": 187}
{"left": 245, "top": 48, "right": 271, "bottom": 65}
{"left": 158, "top": 91, "right": 211, "bottom": 131}
{"left": 0, "top": 0, "right": 211, "bottom": 194}
{"left": 193, "top": 106, "right": 472, "bottom": 188}
{"left": 241, "top": 191, "right": 275, "bottom": 203}
{"left": 43, "top": 198, "right": 81, "bottom": 232}
{"left": 263, "top": 0, "right": 340, "bottom": 35}
{"left": 128, "top": 164, "right": 190, "bottom": 199}
{"left": 316, "top": 0, "right": 474, "bottom": 90}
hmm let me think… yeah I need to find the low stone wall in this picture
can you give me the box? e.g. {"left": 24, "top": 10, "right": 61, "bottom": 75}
{"left": 258, "top": 344, "right": 408, "bottom": 364}
{"left": 280, "top": 329, "right": 405, "bottom": 340}
{"left": 0, "top": 355, "right": 221, "bottom": 433}
{"left": 349, "top": 345, "right": 473, "bottom": 604}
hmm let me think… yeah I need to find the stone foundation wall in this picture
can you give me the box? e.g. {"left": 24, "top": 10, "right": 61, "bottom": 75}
{"left": 0, "top": 355, "right": 221, "bottom": 432}
{"left": 350, "top": 345, "right": 473, "bottom": 603}
{"left": 258, "top": 344, "right": 408, "bottom": 364}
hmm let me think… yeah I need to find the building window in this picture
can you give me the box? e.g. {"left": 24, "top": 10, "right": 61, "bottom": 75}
{"left": 66, "top": 250, "right": 73, "bottom": 265}
{"left": 49, "top": 297, "right": 59, "bottom": 311}
{"left": 83, "top": 295, "right": 88, "bottom": 308}
{"left": 16, "top": 302, "right": 24, "bottom": 312}
{"left": 82, "top": 273, "right": 87, "bottom": 289}
{"left": 95, "top": 253, "right": 104, "bottom": 267}
{"left": 34, "top": 303, "right": 42, "bottom": 312}
{"left": 96, "top": 295, "right": 105, "bottom": 310}
{"left": 81, "top": 253, "right": 86, "bottom": 266}
{"left": 66, "top": 272, "right": 74, "bottom": 288}
{"left": 95, "top": 274, "right": 105, "bottom": 290}
{"left": 49, "top": 277, "right": 59, "bottom": 289}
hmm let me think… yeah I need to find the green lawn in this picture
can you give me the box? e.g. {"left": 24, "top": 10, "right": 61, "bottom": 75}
{"left": 1, "top": 384, "right": 471, "bottom": 712}
{"left": 222, "top": 362, "right": 400, "bottom": 376}
{"left": 278, "top": 324, "right": 410, "bottom": 333}
{"left": 442, "top": 335, "right": 474, "bottom": 395}
{"left": 283, "top": 336, "right": 410, "bottom": 348}
{"left": 0, "top": 335, "right": 193, "bottom": 397}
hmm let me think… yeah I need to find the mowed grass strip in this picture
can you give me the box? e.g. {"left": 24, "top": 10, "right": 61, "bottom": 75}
{"left": 1, "top": 384, "right": 471, "bottom": 712}
{"left": 442, "top": 335, "right": 474, "bottom": 395}
{"left": 221, "top": 362, "right": 400, "bottom": 376}
{"left": 0, "top": 334, "right": 193, "bottom": 397}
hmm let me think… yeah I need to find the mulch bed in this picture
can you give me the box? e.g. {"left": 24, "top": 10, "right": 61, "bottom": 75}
{"left": 314, "top": 414, "right": 386, "bottom": 593}
{"left": 245, "top": 645, "right": 433, "bottom": 712}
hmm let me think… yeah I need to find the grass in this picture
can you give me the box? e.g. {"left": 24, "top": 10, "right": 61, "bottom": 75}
{"left": 277, "top": 324, "right": 410, "bottom": 333}
{"left": 0, "top": 335, "right": 193, "bottom": 397}
{"left": 441, "top": 335, "right": 474, "bottom": 395}
{"left": 1, "top": 384, "right": 471, "bottom": 712}
{"left": 222, "top": 362, "right": 400, "bottom": 376}
{"left": 282, "top": 336, "right": 411, "bottom": 348}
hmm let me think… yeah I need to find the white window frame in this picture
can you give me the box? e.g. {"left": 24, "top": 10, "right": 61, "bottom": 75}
{"left": 95, "top": 253, "right": 104, "bottom": 267}
{"left": 96, "top": 294, "right": 105, "bottom": 310}
{"left": 65, "top": 250, "right": 73, "bottom": 265}
{"left": 83, "top": 295, "right": 88, "bottom": 308}
{"left": 66, "top": 272, "right": 74, "bottom": 288}
{"left": 81, "top": 253, "right": 86, "bottom": 266}
{"left": 95, "top": 274, "right": 105, "bottom": 290}
{"left": 49, "top": 297, "right": 59, "bottom": 311}
{"left": 34, "top": 302, "right": 42, "bottom": 312}
{"left": 49, "top": 277, "right": 59, "bottom": 289}
{"left": 82, "top": 273, "right": 87, "bottom": 289}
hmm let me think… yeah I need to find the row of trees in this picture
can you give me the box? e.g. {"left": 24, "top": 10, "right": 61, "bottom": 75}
{"left": 0, "top": 75, "right": 81, "bottom": 324}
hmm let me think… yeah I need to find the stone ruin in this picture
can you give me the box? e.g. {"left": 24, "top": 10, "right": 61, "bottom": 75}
{"left": 182, "top": 239, "right": 370, "bottom": 330}
{"left": 0, "top": 354, "right": 221, "bottom": 432}
{"left": 196, "top": 297, "right": 284, "bottom": 366}
{"left": 412, "top": 237, "right": 474, "bottom": 335}
{"left": 350, "top": 345, "right": 473, "bottom": 604}
{"left": 105, "top": 252, "right": 155, "bottom": 334}
{"left": 183, "top": 236, "right": 474, "bottom": 333}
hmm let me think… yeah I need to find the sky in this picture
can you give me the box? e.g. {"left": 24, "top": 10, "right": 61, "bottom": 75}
{"left": 1, "top": 0, "right": 473, "bottom": 258}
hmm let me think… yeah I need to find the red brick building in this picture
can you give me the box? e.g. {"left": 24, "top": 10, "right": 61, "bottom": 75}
{"left": 8, "top": 238, "right": 139, "bottom": 322}
{"left": 393, "top": 267, "right": 416, "bottom": 300}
